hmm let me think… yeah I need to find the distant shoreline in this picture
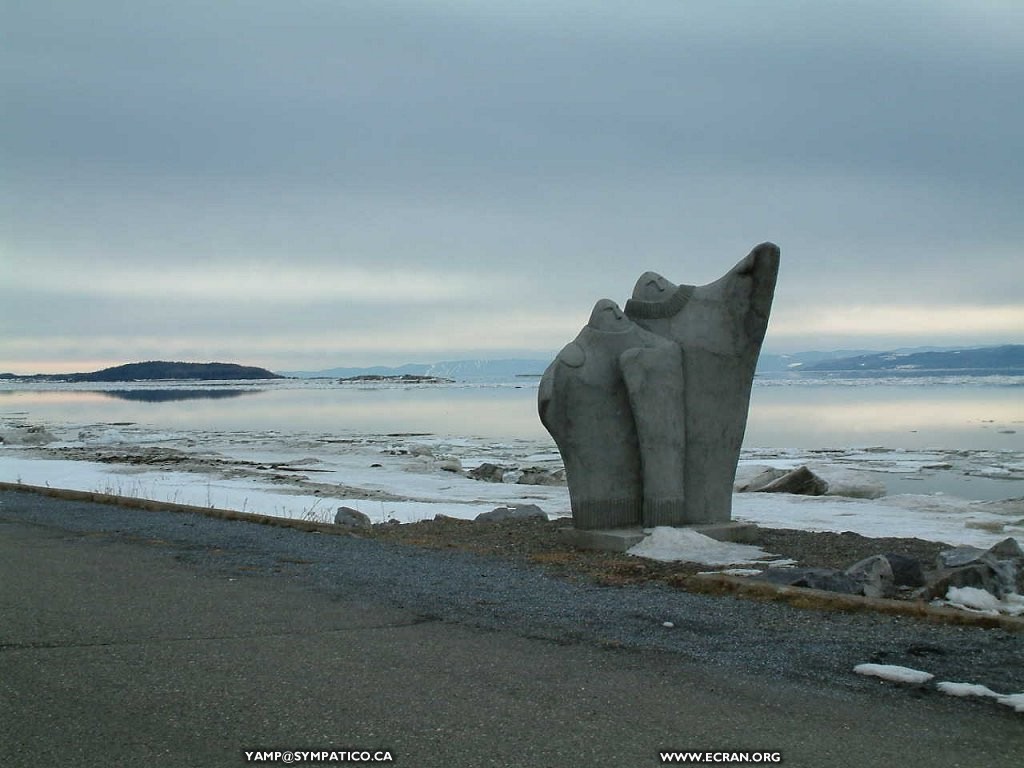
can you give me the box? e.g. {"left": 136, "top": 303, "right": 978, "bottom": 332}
{"left": 0, "top": 361, "right": 282, "bottom": 383}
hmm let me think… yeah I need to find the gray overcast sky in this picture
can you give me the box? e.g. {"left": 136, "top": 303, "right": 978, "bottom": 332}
{"left": 3, "top": 0, "right": 1022, "bottom": 373}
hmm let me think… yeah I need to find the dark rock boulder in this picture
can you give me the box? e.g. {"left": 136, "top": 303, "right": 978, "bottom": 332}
{"left": 469, "top": 463, "right": 507, "bottom": 482}
{"left": 516, "top": 467, "right": 566, "bottom": 486}
{"left": 929, "top": 537, "right": 1023, "bottom": 597}
{"left": 939, "top": 546, "right": 989, "bottom": 568}
{"left": 883, "top": 553, "right": 926, "bottom": 588}
{"left": 758, "top": 466, "right": 829, "bottom": 496}
{"left": 987, "top": 537, "right": 1024, "bottom": 562}
{"left": 918, "top": 563, "right": 1010, "bottom": 601}
{"left": 475, "top": 504, "right": 548, "bottom": 523}
{"left": 845, "top": 555, "right": 896, "bottom": 598}
{"left": 751, "top": 567, "right": 862, "bottom": 594}
{"left": 735, "top": 467, "right": 788, "bottom": 493}
{"left": 913, "top": 538, "right": 1021, "bottom": 599}
{"left": 334, "top": 506, "right": 372, "bottom": 529}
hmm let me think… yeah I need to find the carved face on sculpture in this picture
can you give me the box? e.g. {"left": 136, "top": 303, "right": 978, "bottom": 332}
{"left": 632, "top": 271, "right": 678, "bottom": 301}
{"left": 629, "top": 244, "right": 779, "bottom": 311}
{"left": 588, "top": 299, "right": 631, "bottom": 332}
{"left": 625, "top": 242, "right": 780, "bottom": 352}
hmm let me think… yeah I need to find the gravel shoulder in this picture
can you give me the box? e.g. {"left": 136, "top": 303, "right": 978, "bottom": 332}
{"left": 3, "top": 489, "right": 1023, "bottom": 710}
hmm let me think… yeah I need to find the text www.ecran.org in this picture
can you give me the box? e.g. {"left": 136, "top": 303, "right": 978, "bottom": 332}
{"left": 660, "top": 752, "right": 782, "bottom": 764}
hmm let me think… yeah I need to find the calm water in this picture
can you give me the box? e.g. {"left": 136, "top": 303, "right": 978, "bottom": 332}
{"left": 1, "top": 377, "right": 1021, "bottom": 453}
{"left": 746, "top": 380, "right": 1022, "bottom": 451}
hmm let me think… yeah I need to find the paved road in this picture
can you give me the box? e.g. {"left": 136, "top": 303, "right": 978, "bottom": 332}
{"left": 1, "top": 489, "right": 1020, "bottom": 767}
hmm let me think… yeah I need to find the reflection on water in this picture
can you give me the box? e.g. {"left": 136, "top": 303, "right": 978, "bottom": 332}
{"left": 744, "top": 384, "right": 1023, "bottom": 451}
{"left": 1, "top": 380, "right": 1022, "bottom": 451}
{"left": 100, "top": 389, "right": 261, "bottom": 403}
{"left": 0, "top": 385, "right": 548, "bottom": 439}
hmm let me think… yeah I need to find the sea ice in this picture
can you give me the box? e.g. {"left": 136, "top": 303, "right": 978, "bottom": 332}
{"left": 2, "top": 399, "right": 1023, "bottom": 545}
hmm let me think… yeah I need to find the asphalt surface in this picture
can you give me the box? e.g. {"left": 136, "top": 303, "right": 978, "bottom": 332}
{"left": 1, "top": 488, "right": 1021, "bottom": 767}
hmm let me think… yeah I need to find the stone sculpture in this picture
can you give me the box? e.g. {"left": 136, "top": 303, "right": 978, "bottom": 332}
{"left": 539, "top": 242, "right": 780, "bottom": 530}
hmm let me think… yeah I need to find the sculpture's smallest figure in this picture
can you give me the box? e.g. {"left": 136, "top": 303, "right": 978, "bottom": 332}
{"left": 538, "top": 299, "right": 686, "bottom": 529}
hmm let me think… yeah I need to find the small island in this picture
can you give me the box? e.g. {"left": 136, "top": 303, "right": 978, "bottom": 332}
{"left": 0, "top": 361, "right": 284, "bottom": 382}
{"left": 338, "top": 374, "right": 454, "bottom": 384}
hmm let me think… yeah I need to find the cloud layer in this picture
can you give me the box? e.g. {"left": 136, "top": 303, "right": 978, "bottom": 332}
{"left": 3, "top": 1, "right": 1022, "bottom": 372}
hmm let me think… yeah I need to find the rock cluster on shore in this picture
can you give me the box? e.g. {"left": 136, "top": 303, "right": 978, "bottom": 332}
{"left": 468, "top": 462, "right": 565, "bottom": 486}
{"left": 750, "top": 537, "right": 1024, "bottom": 609}
{"left": 461, "top": 460, "right": 890, "bottom": 498}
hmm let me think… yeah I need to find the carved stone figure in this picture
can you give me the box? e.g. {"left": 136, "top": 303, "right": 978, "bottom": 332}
{"left": 539, "top": 242, "right": 780, "bottom": 530}
{"left": 625, "top": 242, "right": 780, "bottom": 524}
{"left": 538, "top": 300, "right": 686, "bottom": 529}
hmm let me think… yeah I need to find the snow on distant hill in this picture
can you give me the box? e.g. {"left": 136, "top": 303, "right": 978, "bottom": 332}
{"left": 803, "top": 345, "right": 1024, "bottom": 372}
{"left": 282, "top": 345, "right": 1023, "bottom": 380}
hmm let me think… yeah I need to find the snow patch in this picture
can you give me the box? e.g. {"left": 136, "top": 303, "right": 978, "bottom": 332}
{"left": 943, "top": 586, "right": 1024, "bottom": 616}
{"left": 856, "top": 665, "right": 1024, "bottom": 713}
{"left": 936, "top": 682, "right": 1024, "bottom": 713}
{"left": 936, "top": 682, "right": 1000, "bottom": 698}
{"left": 853, "top": 664, "right": 935, "bottom": 685}
{"left": 627, "top": 527, "right": 796, "bottom": 566}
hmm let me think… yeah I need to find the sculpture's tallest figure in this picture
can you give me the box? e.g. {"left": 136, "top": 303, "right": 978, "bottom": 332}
{"left": 625, "top": 242, "right": 780, "bottom": 524}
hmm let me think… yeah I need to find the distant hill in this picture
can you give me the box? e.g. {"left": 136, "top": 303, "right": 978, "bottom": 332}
{"left": 0, "top": 361, "right": 283, "bottom": 382}
{"left": 803, "top": 345, "right": 1024, "bottom": 372}
{"left": 282, "top": 347, "right": 1024, "bottom": 381}
{"left": 755, "top": 349, "right": 880, "bottom": 373}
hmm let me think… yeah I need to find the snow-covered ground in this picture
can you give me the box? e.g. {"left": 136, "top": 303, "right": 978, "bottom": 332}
{"left": 1, "top": 397, "right": 1022, "bottom": 548}
{"left": 1, "top": 375, "right": 1022, "bottom": 553}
